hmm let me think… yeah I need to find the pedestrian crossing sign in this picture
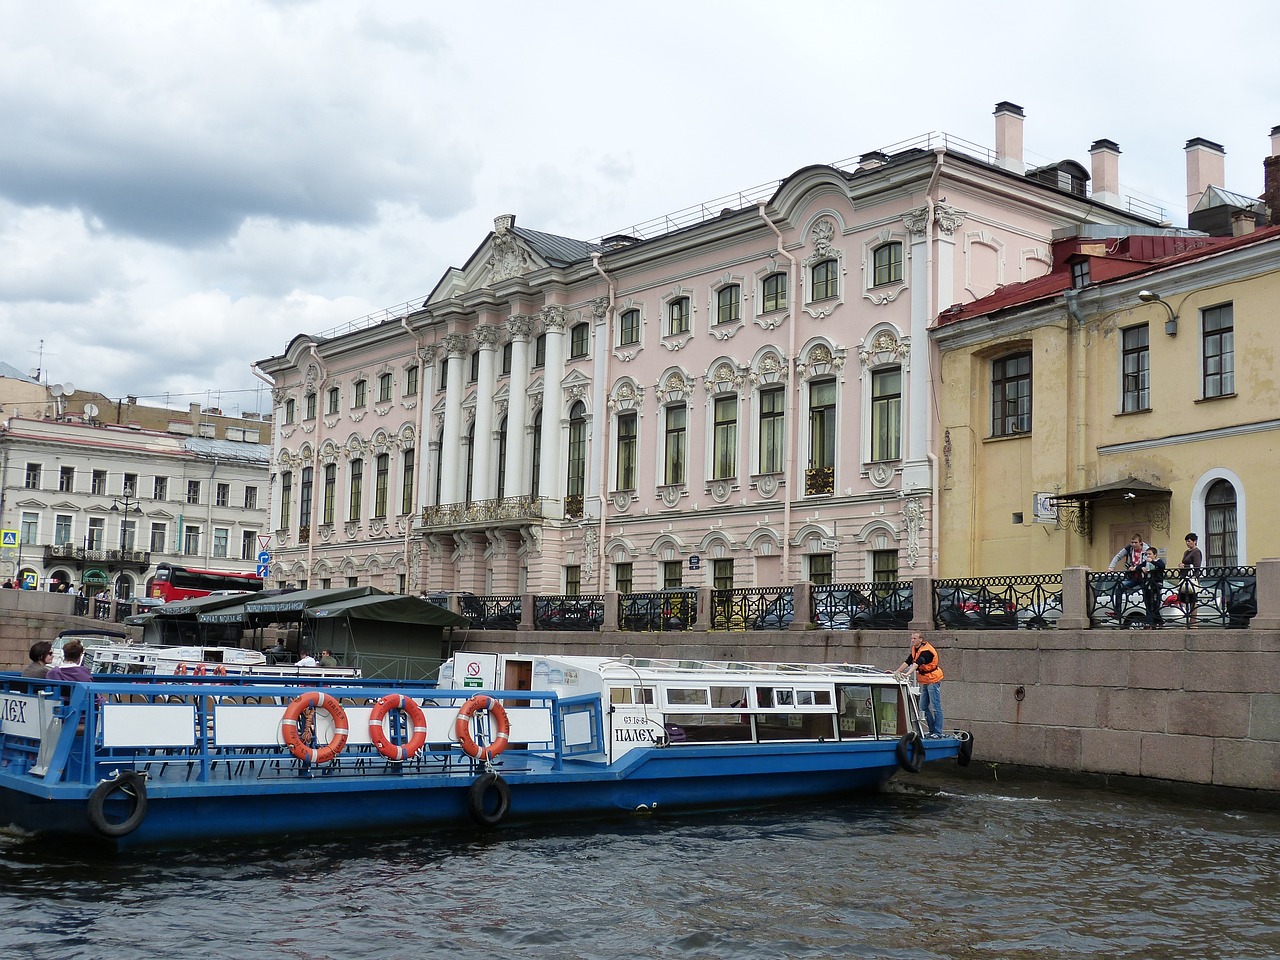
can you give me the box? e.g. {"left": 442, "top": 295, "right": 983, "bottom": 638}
{"left": 1, "top": 530, "right": 17, "bottom": 548}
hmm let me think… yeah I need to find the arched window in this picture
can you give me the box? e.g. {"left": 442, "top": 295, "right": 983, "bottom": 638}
{"left": 761, "top": 272, "right": 787, "bottom": 312}
{"left": 873, "top": 242, "right": 903, "bottom": 286}
{"left": 811, "top": 259, "right": 838, "bottom": 301}
{"left": 566, "top": 401, "right": 586, "bottom": 518}
{"left": 1205, "top": 479, "right": 1238, "bottom": 566}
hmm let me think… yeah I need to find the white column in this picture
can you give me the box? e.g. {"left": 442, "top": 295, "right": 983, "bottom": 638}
{"left": 472, "top": 325, "right": 500, "bottom": 501}
{"left": 417, "top": 346, "right": 438, "bottom": 507}
{"left": 504, "top": 316, "right": 533, "bottom": 497}
{"left": 538, "top": 306, "right": 568, "bottom": 512}
{"left": 439, "top": 334, "right": 467, "bottom": 506}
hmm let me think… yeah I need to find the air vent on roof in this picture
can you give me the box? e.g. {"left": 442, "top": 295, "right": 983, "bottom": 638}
{"left": 602, "top": 234, "right": 640, "bottom": 250}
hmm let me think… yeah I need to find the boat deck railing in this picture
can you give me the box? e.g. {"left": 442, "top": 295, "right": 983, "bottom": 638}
{"left": 0, "top": 675, "right": 605, "bottom": 792}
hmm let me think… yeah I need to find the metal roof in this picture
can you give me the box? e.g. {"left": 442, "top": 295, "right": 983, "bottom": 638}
{"left": 511, "top": 226, "right": 601, "bottom": 267}
{"left": 181, "top": 436, "right": 271, "bottom": 463}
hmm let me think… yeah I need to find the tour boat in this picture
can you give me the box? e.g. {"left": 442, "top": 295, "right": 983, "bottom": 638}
{"left": 0, "top": 652, "right": 971, "bottom": 849}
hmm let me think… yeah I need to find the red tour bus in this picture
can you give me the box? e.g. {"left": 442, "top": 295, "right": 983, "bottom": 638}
{"left": 146, "top": 563, "right": 265, "bottom": 602}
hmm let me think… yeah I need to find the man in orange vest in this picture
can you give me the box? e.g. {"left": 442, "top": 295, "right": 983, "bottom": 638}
{"left": 896, "top": 631, "right": 944, "bottom": 737}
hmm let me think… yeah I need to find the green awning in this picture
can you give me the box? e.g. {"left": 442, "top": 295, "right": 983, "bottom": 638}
{"left": 242, "top": 586, "right": 381, "bottom": 616}
{"left": 150, "top": 592, "right": 261, "bottom": 618}
{"left": 306, "top": 593, "right": 470, "bottom": 627}
{"left": 197, "top": 601, "right": 254, "bottom": 624}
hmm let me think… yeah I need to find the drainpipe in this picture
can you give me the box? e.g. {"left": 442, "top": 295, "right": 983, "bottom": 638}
{"left": 758, "top": 203, "right": 798, "bottom": 579}
{"left": 923, "top": 148, "right": 944, "bottom": 577}
{"left": 307, "top": 345, "right": 328, "bottom": 585}
{"left": 591, "top": 253, "right": 615, "bottom": 593}
{"left": 401, "top": 316, "right": 430, "bottom": 590}
{"left": 1064, "top": 289, "right": 1089, "bottom": 566}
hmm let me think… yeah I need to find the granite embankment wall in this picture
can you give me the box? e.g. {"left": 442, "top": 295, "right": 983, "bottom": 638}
{"left": 458, "top": 625, "right": 1280, "bottom": 794}
{"left": 2, "top": 589, "right": 1275, "bottom": 793}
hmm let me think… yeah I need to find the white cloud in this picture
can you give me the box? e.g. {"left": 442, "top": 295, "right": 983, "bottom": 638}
{"left": 0, "top": 0, "right": 1277, "bottom": 409}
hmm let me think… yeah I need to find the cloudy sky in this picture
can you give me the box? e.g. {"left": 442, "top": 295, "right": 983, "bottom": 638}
{"left": 1, "top": 0, "right": 1277, "bottom": 417}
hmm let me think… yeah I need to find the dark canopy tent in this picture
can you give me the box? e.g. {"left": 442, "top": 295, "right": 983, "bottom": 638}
{"left": 132, "top": 593, "right": 261, "bottom": 645}
{"left": 305, "top": 593, "right": 469, "bottom": 680}
{"left": 1055, "top": 476, "right": 1172, "bottom": 542}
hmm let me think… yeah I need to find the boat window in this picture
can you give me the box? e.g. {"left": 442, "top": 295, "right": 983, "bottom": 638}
{"left": 664, "top": 713, "right": 752, "bottom": 744}
{"left": 755, "top": 712, "right": 837, "bottom": 742}
{"left": 665, "top": 687, "right": 709, "bottom": 707}
{"left": 636, "top": 687, "right": 655, "bottom": 705}
{"left": 774, "top": 689, "right": 794, "bottom": 706}
{"left": 795, "top": 689, "right": 832, "bottom": 707}
{"left": 710, "top": 685, "right": 748, "bottom": 708}
{"left": 837, "top": 684, "right": 876, "bottom": 738}
{"left": 610, "top": 687, "right": 632, "bottom": 705}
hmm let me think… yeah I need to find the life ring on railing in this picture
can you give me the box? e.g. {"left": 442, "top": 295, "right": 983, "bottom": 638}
{"left": 454, "top": 695, "right": 510, "bottom": 761}
{"left": 174, "top": 662, "right": 187, "bottom": 676}
{"left": 368, "top": 694, "right": 428, "bottom": 761}
{"left": 212, "top": 664, "right": 227, "bottom": 677}
{"left": 467, "top": 771, "right": 510, "bottom": 826}
{"left": 192, "top": 663, "right": 207, "bottom": 677}
{"left": 281, "top": 691, "right": 349, "bottom": 764}
{"left": 896, "top": 731, "right": 924, "bottom": 774}
{"left": 86, "top": 770, "right": 148, "bottom": 838}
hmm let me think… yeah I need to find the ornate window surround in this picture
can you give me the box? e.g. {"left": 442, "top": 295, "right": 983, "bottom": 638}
{"left": 862, "top": 225, "right": 909, "bottom": 305}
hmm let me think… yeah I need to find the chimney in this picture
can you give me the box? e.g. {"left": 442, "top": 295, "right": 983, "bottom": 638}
{"left": 1265, "top": 124, "right": 1280, "bottom": 227}
{"left": 1089, "top": 139, "right": 1122, "bottom": 208}
{"left": 994, "top": 102, "right": 1025, "bottom": 174}
{"left": 1185, "top": 137, "right": 1226, "bottom": 215}
{"left": 1231, "top": 209, "right": 1256, "bottom": 237}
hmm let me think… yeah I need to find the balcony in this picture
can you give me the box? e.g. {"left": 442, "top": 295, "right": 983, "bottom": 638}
{"left": 422, "top": 495, "right": 547, "bottom": 531}
{"left": 805, "top": 466, "right": 834, "bottom": 496}
{"left": 42, "top": 543, "right": 152, "bottom": 571}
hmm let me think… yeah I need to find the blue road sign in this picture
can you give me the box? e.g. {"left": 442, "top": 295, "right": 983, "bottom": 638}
{"left": 256, "top": 563, "right": 270, "bottom": 577}
{"left": 257, "top": 551, "right": 271, "bottom": 564}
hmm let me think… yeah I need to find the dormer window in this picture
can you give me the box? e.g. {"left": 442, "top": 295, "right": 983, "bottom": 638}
{"left": 1070, "top": 259, "right": 1090, "bottom": 289}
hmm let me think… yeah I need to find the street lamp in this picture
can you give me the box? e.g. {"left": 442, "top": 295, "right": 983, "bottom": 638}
{"left": 110, "top": 483, "right": 143, "bottom": 553}
{"left": 1138, "top": 289, "right": 1179, "bottom": 337}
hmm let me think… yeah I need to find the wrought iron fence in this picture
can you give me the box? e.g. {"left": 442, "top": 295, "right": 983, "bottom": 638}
{"left": 711, "top": 586, "right": 794, "bottom": 631}
{"left": 812, "top": 581, "right": 914, "bottom": 630}
{"left": 933, "top": 575, "right": 1064, "bottom": 630}
{"left": 534, "top": 594, "right": 604, "bottom": 632}
{"left": 423, "top": 496, "right": 546, "bottom": 528}
{"left": 1088, "top": 566, "right": 1256, "bottom": 629}
{"left": 474, "top": 595, "right": 522, "bottom": 630}
{"left": 618, "top": 590, "right": 697, "bottom": 632}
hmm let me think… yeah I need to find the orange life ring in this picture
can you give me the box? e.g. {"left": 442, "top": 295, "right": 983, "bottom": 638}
{"left": 174, "top": 662, "right": 188, "bottom": 676}
{"left": 454, "top": 695, "right": 510, "bottom": 761}
{"left": 281, "top": 691, "right": 349, "bottom": 764}
{"left": 192, "top": 663, "right": 207, "bottom": 677}
{"left": 368, "top": 694, "right": 428, "bottom": 761}
{"left": 213, "top": 664, "right": 227, "bottom": 677}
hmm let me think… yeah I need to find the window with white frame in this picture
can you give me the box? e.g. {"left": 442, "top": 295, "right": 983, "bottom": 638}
{"left": 244, "top": 486, "right": 258, "bottom": 510}
{"left": 187, "top": 480, "right": 200, "bottom": 505}
{"left": 716, "top": 285, "right": 741, "bottom": 325}
{"left": 327, "top": 386, "right": 340, "bottom": 414}
{"left": 216, "top": 482, "right": 230, "bottom": 507}
{"left": 87, "top": 517, "right": 104, "bottom": 549}
{"left": 374, "top": 453, "right": 389, "bottom": 518}
{"left": 762, "top": 272, "right": 787, "bottom": 312}
{"left": 322, "top": 464, "right": 336, "bottom": 524}
{"left": 183, "top": 524, "right": 201, "bottom": 556}
{"left": 348, "top": 459, "right": 363, "bottom": 521}
{"left": 405, "top": 365, "right": 419, "bottom": 396}
{"left": 873, "top": 242, "right": 903, "bottom": 286}
{"left": 619, "top": 308, "right": 640, "bottom": 346}
{"left": 616, "top": 411, "right": 637, "bottom": 491}
{"left": 91, "top": 470, "right": 107, "bottom": 495}
{"left": 811, "top": 259, "right": 838, "bottom": 301}
{"left": 21, "top": 512, "right": 38, "bottom": 546}
{"left": 401, "top": 449, "right": 414, "bottom": 516}
{"left": 759, "top": 385, "right": 785, "bottom": 474}
{"left": 808, "top": 379, "right": 837, "bottom": 470}
{"left": 241, "top": 530, "right": 256, "bottom": 561}
{"left": 304, "top": 392, "right": 316, "bottom": 420}
{"left": 150, "top": 522, "right": 168, "bottom": 553}
{"left": 668, "top": 297, "right": 690, "bottom": 336}
{"left": 54, "top": 514, "right": 72, "bottom": 545}
{"left": 664, "top": 404, "right": 687, "bottom": 485}
{"left": 1202, "top": 303, "right": 1234, "bottom": 398}
{"left": 712, "top": 395, "right": 738, "bottom": 480}
{"left": 378, "top": 372, "right": 393, "bottom": 403}
{"left": 353, "top": 379, "right": 367, "bottom": 408}
{"left": 870, "top": 366, "right": 902, "bottom": 461}
{"left": 59, "top": 466, "right": 75, "bottom": 492}
{"left": 662, "top": 560, "right": 683, "bottom": 589}
{"left": 280, "top": 472, "right": 292, "bottom": 530}
{"left": 808, "top": 553, "right": 833, "bottom": 585}
{"left": 570, "top": 322, "right": 589, "bottom": 358}
{"left": 213, "top": 527, "right": 229, "bottom": 558}
{"left": 284, "top": 398, "right": 295, "bottom": 423}
{"left": 1121, "top": 325, "right": 1150, "bottom": 412}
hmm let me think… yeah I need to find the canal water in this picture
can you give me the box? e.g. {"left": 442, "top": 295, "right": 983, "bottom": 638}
{"left": 1, "top": 768, "right": 1276, "bottom": 960}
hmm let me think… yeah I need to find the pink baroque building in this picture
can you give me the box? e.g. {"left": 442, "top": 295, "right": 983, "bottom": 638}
{"left": 255, "top": 102, "right": 1160, "bottom": 597}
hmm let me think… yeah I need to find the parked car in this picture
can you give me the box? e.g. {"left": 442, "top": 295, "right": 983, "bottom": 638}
{"left": 619, "top": 589, "right": 697, "bottom": 631}
{"left": 750, "top": 593, "right": 795, "bottom": 630}
{"left": 1016, "top": 590, "right": 1063, "bottom": 629}
{"left": 851, "top": 583, "right": 913, "bottom": 630}
{"left": 535, "top": 598, "right": 604, "bottom": 631}
{"left": 936, "top": 585, "right": 1017, "bottom": 629}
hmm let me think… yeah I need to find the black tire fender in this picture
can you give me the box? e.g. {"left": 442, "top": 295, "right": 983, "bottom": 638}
{"left": 958, "top": 730, "right": 975, "bottom": 767}
{"left": 895, "top": 732, "right": 924, "bottom": 774}
{"left": 467, "top": 771, "right": 511, "bottom": 827}
{"left": 87, "top": 771, "right": 148, "bottom": 838}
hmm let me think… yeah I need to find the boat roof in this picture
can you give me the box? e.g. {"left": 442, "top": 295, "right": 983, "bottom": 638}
{"left": 523, "top": 654, "right": 891, "bottom": 682}
{"left": 308, "top": 593, "right": 470, "bottom": 627}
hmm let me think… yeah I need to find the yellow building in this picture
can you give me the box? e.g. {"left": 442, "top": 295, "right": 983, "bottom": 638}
{"left": 933, "top": 224, "right": 1280, "bottom": 575}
